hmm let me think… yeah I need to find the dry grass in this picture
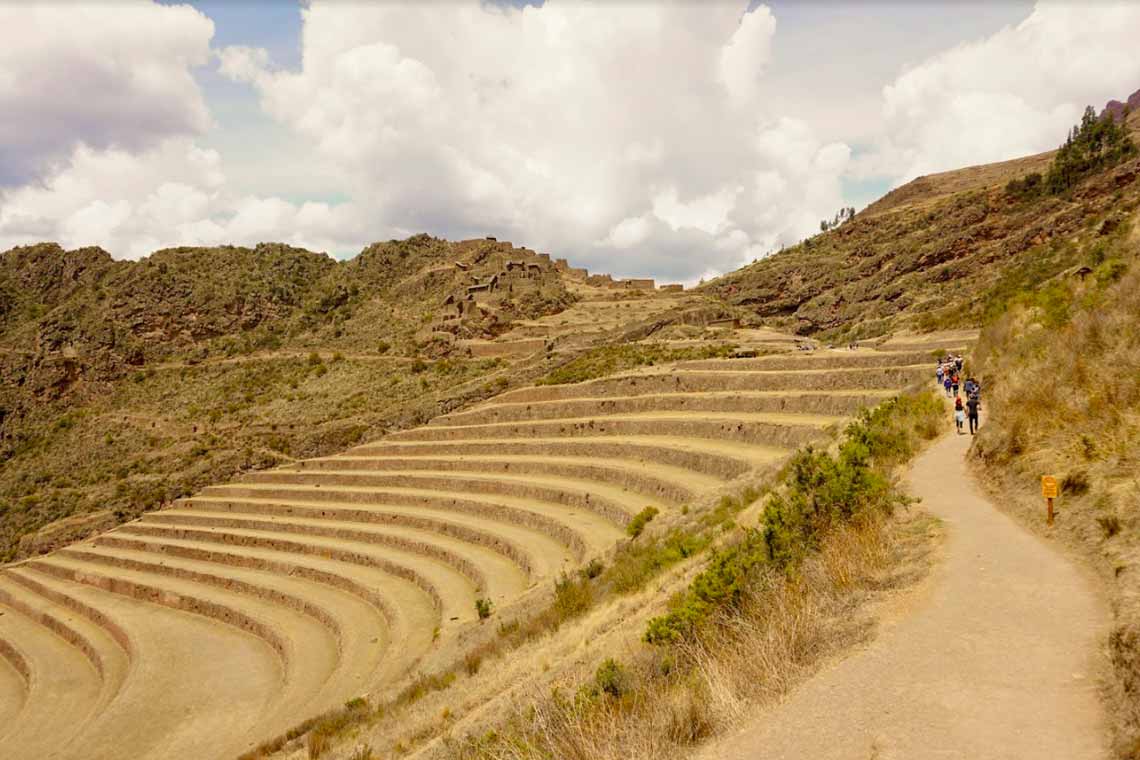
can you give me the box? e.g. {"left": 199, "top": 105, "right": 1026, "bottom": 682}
{"left": 446, "top": 510, "right": 935, "bottom": 760}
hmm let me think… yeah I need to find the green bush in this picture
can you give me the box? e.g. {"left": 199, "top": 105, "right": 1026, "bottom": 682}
{"left": 593, "top": 658, "right": 627, "bottom": 697}
{"left": 644, "top": 528, "right": 769, "bottom": 644}
{"left": 1096, "top": 259, "right": 1129, "bottom": 285}
{"left": 645, "top": 391, "right": 940, "bottom": 644}
{"left": 1005, "top": 172, "right": 1044, "bottom": 200}
{"left": 626, "top": 506, "right": 659, "bottom": 538}
{"left": 579, "top": 557, "right": 604, "bottom": 579}
{"left": 475, "top": 597, "right": 493, "bottom": 620}
{"left": 552, "top": 572, "right": 593, "bottom": 620}
{"left": 605, "top": 529, "right": 708, "bottom": 594}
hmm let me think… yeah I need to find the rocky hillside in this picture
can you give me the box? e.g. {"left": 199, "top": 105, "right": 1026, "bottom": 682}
{"left": 0, "top": 236, "right": 581, "bottom": 561}
{"left": 706, "top": 103, "right": 1140, "bottom": 340}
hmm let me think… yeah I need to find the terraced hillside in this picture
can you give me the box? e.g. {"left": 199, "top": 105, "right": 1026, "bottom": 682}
{"left": 0, "top": 339, "right": 945, "bottom": 760}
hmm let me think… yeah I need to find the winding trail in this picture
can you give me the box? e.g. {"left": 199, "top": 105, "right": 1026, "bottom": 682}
{"left": 701, "top": 430, "right": 1109, "bottom": 760}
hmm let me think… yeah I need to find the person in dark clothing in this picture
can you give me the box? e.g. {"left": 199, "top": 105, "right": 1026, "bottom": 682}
{"left": 966, "top": 394, "right": 981, "bottom": 435}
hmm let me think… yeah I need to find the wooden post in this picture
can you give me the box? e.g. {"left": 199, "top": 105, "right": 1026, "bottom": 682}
{"left": 1042, "top": 475, "right": 1058, "bottom": 525}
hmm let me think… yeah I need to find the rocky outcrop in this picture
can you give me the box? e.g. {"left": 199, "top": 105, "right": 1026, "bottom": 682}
{"left": 1102, "top": 87, "right": 1140, "bottom": 122}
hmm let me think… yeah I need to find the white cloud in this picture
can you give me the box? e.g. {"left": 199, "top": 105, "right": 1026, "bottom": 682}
{"left": 603, "top": 215, "right": 653, "bottom": 249}
{"left": 0, "top": 2, "right": 214, "bottom": 185}
{"left": 718, "top": 6, "right": 776, "bottom": 104}
{"left": 651, "top": 186, "right": 739, "bottom": 236}
{"left": 869, "top": 1, "right": 1140, "bottom": 182}
{"left": 216, "top": 45, "right": 271, "bottom": 85}
{"left": 0, "top": 139, "right": 363, "bottom": 260}
{"left": 213, "top": 1, "right": 843, "bottom": 281}
{"left": 12, "top": 0, "right": 1135, "bottom": 285}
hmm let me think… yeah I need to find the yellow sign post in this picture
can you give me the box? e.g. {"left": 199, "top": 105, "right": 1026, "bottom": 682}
{"left": 1042, "top": 475, "right": 1058, "bottom": 525}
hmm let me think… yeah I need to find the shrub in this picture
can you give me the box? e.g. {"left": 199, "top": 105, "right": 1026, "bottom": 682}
{"left": 1096, "top": 258, "right": 1129, "bottom": 285}
{"left": 1006, "top": 171, "right": 1044, "bottom": 200}
{"left": 605, "top": 529, "right": 708, "bottom": 594}
{"left": 626, "top": 506, "right": 659, "bottom": 538}
{"left": 579, "top": 557, "right": 604, "bottom": 579}
{"left": 593, "top": 658, "right": 627, "bottom": 697}
{"left": 1062, "top": 470, "right": 1090, "bottom": 496}
{"left": 1099, "top": 514, "right": 1122, "bottom": 539}
{"left": 645, "top": 391, "right": 938, "bottom": 644}
{"left": 475, "top": 597, "right": 493, "bottom": 620}
{"left": 552, "top": 572, "right": 593, "bottom": 621}
{"left": 399, "top": 670, "right": 456, "bottom": 705}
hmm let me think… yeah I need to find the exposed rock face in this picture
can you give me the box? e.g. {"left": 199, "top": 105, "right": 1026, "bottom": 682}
{"left": 1103, "top": 87, "right": 1140, "bottom": 122}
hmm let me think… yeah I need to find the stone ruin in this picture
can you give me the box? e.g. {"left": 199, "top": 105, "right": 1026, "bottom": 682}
{"left": 419, "top": 240, "right": 568, "bottom": 342}
{"left": 418, "top": 237, "right": 680, "bottom": 345}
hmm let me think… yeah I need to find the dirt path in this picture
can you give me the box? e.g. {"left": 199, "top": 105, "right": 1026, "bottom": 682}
{"left": 700, "top": 430, "right": 1109, "bottom": 760}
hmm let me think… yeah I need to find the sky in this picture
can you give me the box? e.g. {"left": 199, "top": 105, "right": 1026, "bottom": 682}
{"left": 2, "top": 1, "right": 1139, "bottom": 284}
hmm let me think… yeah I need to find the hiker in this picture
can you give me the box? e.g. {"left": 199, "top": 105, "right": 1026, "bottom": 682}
{"left": 954, "top": 395, "right": 965, "bottom": 434}
{"left": 943, "top": 372, "right": 953, "bottom": 397}
{"left": 966, "top": 393, "right": 981, "bottom": 435}
{"left": 936, "top": 364, "right": 944, "bottom": 386}
{"left": 955, "top": 354, "right": 964, "bottom": 372}
{"left": 951, "top": 372, "right": 960, "bottom": 396}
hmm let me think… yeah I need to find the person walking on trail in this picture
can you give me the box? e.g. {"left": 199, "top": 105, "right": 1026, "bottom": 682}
{"left": 966, "top": 393, "right": 981, "bottom": 435}
{"left": 954, "top": 395, "right": 966, "bottom": 434}
{"left": 965, "top": 376, "right": 981, "bottom": 400}
{"left": 943, "top": 373, "right": 953, "bottom": 397}
{"left": 951, "top": 372, "right": 960, "bottom": 397}
{"left": 936, "top": 363, "right": 944, "bottom": 386}
{"left": 955, "top": 354, "right": 964, "bottom": 372}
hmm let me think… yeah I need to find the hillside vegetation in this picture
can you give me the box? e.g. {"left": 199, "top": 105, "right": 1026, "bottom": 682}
{"left": 972, "top": 212, "right": 1140, "bottom": 757}
{"left": 706, "top": 107, "right": 1140, "bottom": 341}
